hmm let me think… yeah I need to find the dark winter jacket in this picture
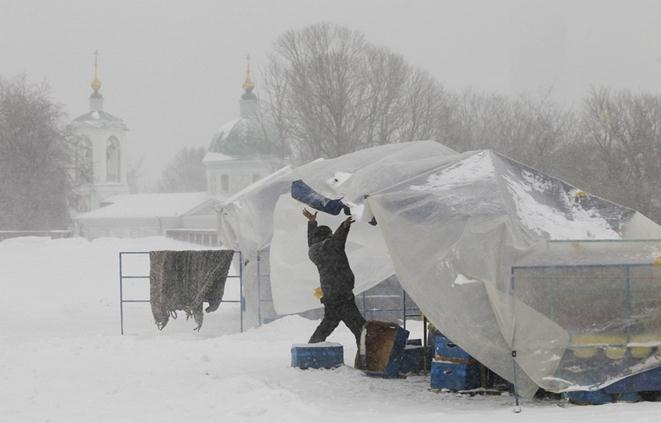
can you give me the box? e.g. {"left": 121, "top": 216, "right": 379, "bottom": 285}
{"left": 308, "top": 221, "right": 355, "bottom": 303}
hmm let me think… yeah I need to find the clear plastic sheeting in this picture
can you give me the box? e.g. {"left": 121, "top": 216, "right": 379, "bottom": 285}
{"left": 268, "top": 141, "right": 458, "bottom": 314}
{"left": 218, "top": 165, "right": 294, "bottom": 255}
{"left": 512, "top": 240, "right": 661, "bottom": 392}
{"left": 269, "top": 194, "right": 395, "bottom": 314}
{"left": 217, "top": 166, "right": 295, "bottom": 327}
{"left": 365, "top": 149, "right": 661, "bottom": 396}
{"left": 218, "top": 141, "right": 455, "bottom": 255}
{"left": 218, "top": 141, "right": 661, "bottom": 396}
{"left": 217, "top": 141, "right": 457, "bottom": 327}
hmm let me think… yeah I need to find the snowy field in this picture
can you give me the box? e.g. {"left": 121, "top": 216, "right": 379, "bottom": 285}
{"left": 1, "top": 236, "right": 660, "bottom": 422}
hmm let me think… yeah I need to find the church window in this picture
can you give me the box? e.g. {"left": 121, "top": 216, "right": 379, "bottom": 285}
{"left": 106, "top": 136, "right": 120, "bottom": 182}
{"left": 76, "top": 136, "right": 93, "bottom": 184}
{"left": 221, "top": 174, "right": 229, "bottom": 193}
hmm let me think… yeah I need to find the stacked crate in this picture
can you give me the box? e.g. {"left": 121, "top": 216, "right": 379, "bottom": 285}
{"left": 398, "top": 339, "right": 432, "bottom": 376}
{"left": 430, "top": 333, "right": 481, "bottom": 391}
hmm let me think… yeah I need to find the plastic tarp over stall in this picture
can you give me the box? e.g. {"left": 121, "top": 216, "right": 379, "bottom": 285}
{"left": 217, "top": 141, "right": 457, "bottom": 325}
{"left": 364, "top": 149, "right": 661, "bottom": 396}
{"left": 218, "top": 141, "right": 661, "bottom": 396}
{"left": 217, "top": 166, "right": 295, "bottom": 327}
{"left": 218, "top": 165, "right": 294, "bottom": 255}
{"left": 268, "top": 141, "right": 458, "bottom": 314}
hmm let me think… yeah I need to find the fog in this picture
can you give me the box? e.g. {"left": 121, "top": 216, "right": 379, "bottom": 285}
{"left": 1, "top": 0, "right": 660, "bottom": 181}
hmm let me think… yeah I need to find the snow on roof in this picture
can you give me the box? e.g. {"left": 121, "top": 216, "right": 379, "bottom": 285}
{"left": 70, "top": 110, "right": 127, "bottom": 130}
{"left": 410, "top": 150, "right": 622, "bottom": 240}
{"left": 76, "top": 192, "right": 207, "bottom": 219}
{"left": 213, "top": 118, "right": 241, "bottom": 143}
{"left": 202, "top": 152, "right": 235, "bottom": 163}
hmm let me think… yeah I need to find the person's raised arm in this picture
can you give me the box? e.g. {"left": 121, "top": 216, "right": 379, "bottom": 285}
{"left": 332, "top": 216, "right": 355, "bottom": 250}
{"left": 303, "top": 208, "right": 318, "bottom": 247}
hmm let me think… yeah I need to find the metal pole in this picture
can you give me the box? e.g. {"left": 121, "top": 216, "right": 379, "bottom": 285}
{"left": 510, "top": 268, "right": 521, "bottom": 413}
{"left": 257, "top": 252, "right": 262, "bottom": 326}
{"left": 362, "top": 291, "right": 367, "bottom": 320}
{"left": 402, "top": 289, "right": 407, "bottom": 329}
{"left": 119, "top": 252, "right": 124, "bottom": 335}
{"left": 423, "top": 315, "right": 428, "bottom": 374}
{"left": 625, "top": 265, "right": 631, "bottom": 345}
{"left": 239, "top": 251, "right": 244, "bottom": 333}
{"left": 511, "top": 351, "right": 521, "bottom": 412}
{"left": 423, "top": 315, "right": 428, "bottom": 348}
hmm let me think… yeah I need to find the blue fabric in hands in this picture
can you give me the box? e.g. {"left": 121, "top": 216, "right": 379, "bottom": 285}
{"left": 291, "top": 179, "right": 351, "bottom": 215}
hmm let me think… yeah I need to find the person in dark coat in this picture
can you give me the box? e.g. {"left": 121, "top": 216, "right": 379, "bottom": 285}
{"left": 303, "top": 208, "right": 366, "bottom": 345}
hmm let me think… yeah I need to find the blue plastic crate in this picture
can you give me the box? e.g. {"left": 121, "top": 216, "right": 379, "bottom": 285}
{"left": 566, "top": 390, "right": 614, "bottom": 405}
{"left": 567, "top": 366, "right": 661, "bottom": 404}
{"left": 399, "top": 345, "right": 431, "bottom": 375}
{"left": 433, "top": 333, "right": 471, "bottom": 360}
{"left": 291, "top": 342, "right": 344, "bottom": 369}
{"left": 566, "top": 390, "right": 642, "bottom": 405}
{"left": 617, "top": 392, "right": 641, "bottom": 402}
{"left": 603, "top": 366, "right": 661, "bottom": 394}
{"left": 430, "top": 360, "right": 481, "bottom": 391}
{"left": 383, "top": 325, "right": 410, "bottom": 377}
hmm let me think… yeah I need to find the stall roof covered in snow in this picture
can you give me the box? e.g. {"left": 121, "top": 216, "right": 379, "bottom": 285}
{"left": 76, "top": 192, "right": 208, "bottom": 219}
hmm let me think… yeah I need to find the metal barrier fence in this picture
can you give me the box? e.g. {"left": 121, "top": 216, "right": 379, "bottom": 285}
{"left": 118, "top": 250, "right": 244, "bottom": 335}
{"left": 118, "top": 247, "right": 426, "bottom": 346}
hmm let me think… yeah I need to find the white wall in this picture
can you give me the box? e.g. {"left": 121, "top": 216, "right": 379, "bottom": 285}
{"left": 205, "top": 158, "right": 280, "bottom": 197}
{"left": 76, "top": 216, "right": 181, "bottom": 239}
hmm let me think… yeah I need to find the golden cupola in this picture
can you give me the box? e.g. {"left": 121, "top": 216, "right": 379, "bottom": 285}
{"left": 91, "top": 50, "right": 102, "bottom": 93}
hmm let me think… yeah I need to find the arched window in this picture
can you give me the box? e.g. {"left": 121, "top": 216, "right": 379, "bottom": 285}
{"left": 106, "top": 137, "right": 120, "bottom": 182}
{"left": 221, "top": 174, "right": 229, "bottom": 193}
{"left": 76, "top": 136, "right": 93, "bottom": 184}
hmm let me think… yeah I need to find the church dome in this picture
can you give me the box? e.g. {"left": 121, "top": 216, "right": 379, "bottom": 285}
{"left": 207, "top": 57, "right": 279, "bottom": 159}
{"left": 208, "top": 117, "right": 277, "bottom": 158}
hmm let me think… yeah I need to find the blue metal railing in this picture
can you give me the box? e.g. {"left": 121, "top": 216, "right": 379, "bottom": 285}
{"left": 119, "top": 250, "right": 244, "bottom": 335}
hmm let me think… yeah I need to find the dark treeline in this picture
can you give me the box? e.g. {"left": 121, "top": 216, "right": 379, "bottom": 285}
{"left": 262, "top": 23, "right": 661, "bottom": 223}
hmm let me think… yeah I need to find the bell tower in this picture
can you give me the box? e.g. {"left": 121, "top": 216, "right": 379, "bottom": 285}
{"left": 69, "top": 51, "right": 129, "bottom": 212}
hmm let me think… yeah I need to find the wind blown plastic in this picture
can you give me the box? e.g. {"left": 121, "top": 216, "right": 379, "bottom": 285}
{"left": 218, "top": 141, "right": 661, "bottom": 397}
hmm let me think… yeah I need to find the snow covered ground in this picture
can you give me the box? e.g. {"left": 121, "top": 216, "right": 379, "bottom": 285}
{"left": 1, "top": 236, "right": 660, "bottom": 422}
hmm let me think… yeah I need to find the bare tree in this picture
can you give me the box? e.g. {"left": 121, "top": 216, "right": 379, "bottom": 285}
{"left": 157, "top": 147, "right": 207, "bottom": 193}
{"left": 444, "top": 90, "right": 576, "bottom": 175}
{"left": 127, "top": 155, "right": 145, "bottom": 194}
{"left": 0, "top": 75, "right": 71, "bottom": 230}
{"left": 579, "top": 87, "right": 661, "bottom": 221}
{"left": 262, "top": 24, "right": 661, "bottom": 223}
{"left": 262, "top": 23, "right": 453, "bottom": 162}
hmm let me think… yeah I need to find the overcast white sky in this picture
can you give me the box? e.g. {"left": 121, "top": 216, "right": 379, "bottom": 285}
{"left": 1, "top": 0, "right": 661, "bottom": 184}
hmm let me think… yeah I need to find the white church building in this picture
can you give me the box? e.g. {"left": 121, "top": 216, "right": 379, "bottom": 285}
{"left": 203, "top": 59, "right": 281, "bottom": 198}
{"left": 69, "top": 55, "right": 130, "bottom": 213}
{"left": 74, "top": 57, "right": 282, "bottom": 241}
